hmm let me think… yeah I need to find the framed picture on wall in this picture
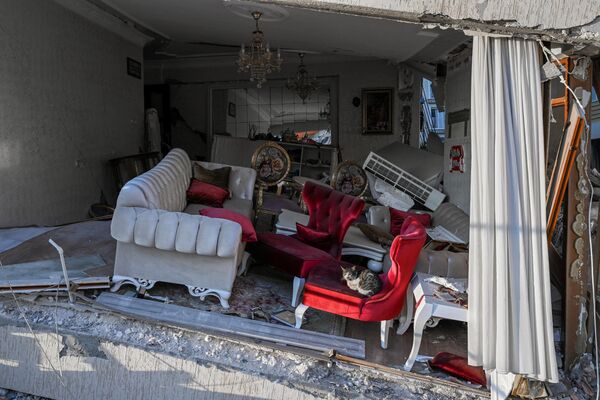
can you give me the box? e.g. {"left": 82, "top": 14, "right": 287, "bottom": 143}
{"left": 228, "top": 102, "right": 236, "bottom": 118}
{"left": 362, "top": 88, "right": 393, "bottom": 134}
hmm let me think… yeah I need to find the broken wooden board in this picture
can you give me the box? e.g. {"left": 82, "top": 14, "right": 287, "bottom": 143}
{"left": 97, "top": 292, "right": 366, "bottom": 359}
{"left": 0, "top": 255, "right": 109, "bottom": 293}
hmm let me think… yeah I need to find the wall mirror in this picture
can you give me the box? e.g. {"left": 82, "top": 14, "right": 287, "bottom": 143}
{"left": 210, "top": 82, "right": 335, "bottom": 146}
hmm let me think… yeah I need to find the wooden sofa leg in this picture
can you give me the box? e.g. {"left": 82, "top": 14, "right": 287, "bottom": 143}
{"left": 291, "top": 276, "right": 305, "bottom": 307}
{"left": 380, "top": 319, "right": 393, "bottom": 349}
{"left": 295, "top": 303, "right": 309, "bottom": 329}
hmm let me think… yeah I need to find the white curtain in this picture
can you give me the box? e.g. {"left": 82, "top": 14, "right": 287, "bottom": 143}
{"left": 468, "top": 36, "right": 558, "bottom": 384}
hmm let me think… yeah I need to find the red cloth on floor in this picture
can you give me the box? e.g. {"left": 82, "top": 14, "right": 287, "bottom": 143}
{"left": 429, "top": 352, "right": 487, "bottom": 387}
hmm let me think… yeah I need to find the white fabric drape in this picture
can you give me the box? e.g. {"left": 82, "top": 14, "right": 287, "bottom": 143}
{"left": 468, "top": 36, "right": 558, "bottom": 383}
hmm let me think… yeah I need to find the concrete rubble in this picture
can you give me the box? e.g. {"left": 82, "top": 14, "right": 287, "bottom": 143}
{"left": 0, "top": 294, "right": 488, "bottom": 400}
{"left": 257, "top": 0, "right": 600, "bottom": 49}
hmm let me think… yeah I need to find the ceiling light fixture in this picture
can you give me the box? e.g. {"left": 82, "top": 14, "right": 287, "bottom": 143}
{"left": 237, "top": 11, "right": 282, "bottom": 88}
{"left": 286, "top": 53, "right": 319, "bottom": 103}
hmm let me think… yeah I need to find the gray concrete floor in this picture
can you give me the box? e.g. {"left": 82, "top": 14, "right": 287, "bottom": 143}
{"left": 0, "top": 227, "right": 56, "bottom": 253}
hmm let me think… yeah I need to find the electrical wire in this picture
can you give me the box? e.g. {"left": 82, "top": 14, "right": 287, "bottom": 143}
{"left": 538, "top": 40, "right": 599, "bottom": 400}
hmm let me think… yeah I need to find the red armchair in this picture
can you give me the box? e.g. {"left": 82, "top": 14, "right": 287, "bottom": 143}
{"left": 248, "top": 181, "right": 365, "bottom": 306}
{"left": 294, "top": 217, "right": 426, "bottom": 348}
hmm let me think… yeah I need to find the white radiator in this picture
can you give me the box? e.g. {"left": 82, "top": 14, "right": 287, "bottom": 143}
{"left": 363, "top": 152, "right": 445, "bottom": 211}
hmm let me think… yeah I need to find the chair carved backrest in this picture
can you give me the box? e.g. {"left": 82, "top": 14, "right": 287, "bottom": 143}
{"left": 302, "top": 181, "right": 365, "bottom": 258}
{"left": 361, "top": 216, "right": 426, "bottom": 321}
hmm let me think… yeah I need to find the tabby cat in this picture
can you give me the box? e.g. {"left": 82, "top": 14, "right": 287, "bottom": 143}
{"left": 341, "top": 265, "right": 382, "bottom": 297}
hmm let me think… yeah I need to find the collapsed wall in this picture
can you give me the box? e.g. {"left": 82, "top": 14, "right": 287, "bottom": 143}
{"left": 0, "top": 297, "right": 487, "bottom": 400}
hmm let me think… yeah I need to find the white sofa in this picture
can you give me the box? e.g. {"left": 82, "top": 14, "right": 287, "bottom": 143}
{"left": 110, "top": 148, "right": 257, "bottom": 308}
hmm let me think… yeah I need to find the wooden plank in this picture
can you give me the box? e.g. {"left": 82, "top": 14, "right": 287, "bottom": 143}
{"left": 547, "top": 108, "right": 586, "bottom": 237}
{"left": 97, "top": 292, "right": 366, "bottom": 359}
{"left": 592, "top": 57, "right": 600, "bottom": 101}
{"left": 564, "top": 59, "right": 593, "bottom": 369}
{"left": 0, "top": 278, "right": 110, "bottom": 293}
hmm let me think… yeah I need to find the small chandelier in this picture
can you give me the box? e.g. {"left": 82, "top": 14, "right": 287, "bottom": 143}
{"left": 286, "top": 53, "right": 319, "bottom": 103}
{"left": 237, "top": 11, "right": 282, "bottom": 88}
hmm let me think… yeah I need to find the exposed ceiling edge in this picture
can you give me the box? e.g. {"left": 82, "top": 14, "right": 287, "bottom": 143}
{"left": 145, "top": 53, "right": 378, "bottom": 69}
{"left": 51, "top": 0, "right": 154, "bottom": 47}
{"left": 248, "top": 0, "right": 600, "bottom": 48}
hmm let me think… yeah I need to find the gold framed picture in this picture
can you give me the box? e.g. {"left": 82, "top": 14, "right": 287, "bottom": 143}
{"left": 362, "top": 88, "right": 393, "bottom": 134}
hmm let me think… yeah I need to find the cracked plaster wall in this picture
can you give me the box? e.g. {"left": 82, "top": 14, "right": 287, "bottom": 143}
{"left": 0, "top": 0, "right": 144, "bottom": 227}
{"left": 259, "top": 0, "right": 600, "bottom": 45}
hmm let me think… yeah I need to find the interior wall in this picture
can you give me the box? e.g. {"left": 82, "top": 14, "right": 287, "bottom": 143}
{"left": 443, "top": 49, "right": 472, "bottom": 214}
{"left": 0, "top": 0, "right": 144, "bottom": 227}
{"left": 145, "top": 58, "right": 420, "bottom": 163}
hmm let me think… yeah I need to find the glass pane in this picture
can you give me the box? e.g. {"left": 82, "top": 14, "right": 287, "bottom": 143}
{"left": 211, "top": 83, "right": 333, "bottom": 145}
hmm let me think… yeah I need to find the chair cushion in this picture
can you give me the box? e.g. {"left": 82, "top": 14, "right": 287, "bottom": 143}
{"left": 429, "top": 352, "right": 487, "bottom": 387}
{"left": 389, "top": 208, "right": 431, "bottom": 236}
{"left": 192, "top": 163, "right": 231, "bottom": 191}
{"left": 296, "top": 223, "right": 332, "bottom": 252}
{"left": 302, "top": 260, "right": 366, "bottom": 319}
{"left": 186, "top": 179, "right": 230, "bottom": 208}
{"left": 200, "top": 208, "right": 257, "bottom": 242}
{"left": 247, "top": 232, "right": 333, "bottom": 277}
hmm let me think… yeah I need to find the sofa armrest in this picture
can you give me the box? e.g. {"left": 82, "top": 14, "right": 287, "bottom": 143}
{"left": 111, "top": 207, "right": 242, "bottom": 258}
{"left": 431, "top": 203, "right": 470, "bottom": 243}
{"left": 366, "top": 206, "right": 391, "bottom": 232}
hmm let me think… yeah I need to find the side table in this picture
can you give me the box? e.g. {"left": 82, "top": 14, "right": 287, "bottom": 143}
{"left": 401, "top": 272, "right": 468, "bottom": 371}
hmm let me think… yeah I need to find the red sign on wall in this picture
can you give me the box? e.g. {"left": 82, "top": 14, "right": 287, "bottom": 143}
{"left": 449, "top": 145, "right": 465, "bottom": 173}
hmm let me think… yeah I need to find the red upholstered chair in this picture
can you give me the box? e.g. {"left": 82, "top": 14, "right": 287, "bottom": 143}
{"left": 294, "top": 217, "right": 426, "bottom": 348}
{"left": 248, "top": 181, "right": 365, "bottom": 306}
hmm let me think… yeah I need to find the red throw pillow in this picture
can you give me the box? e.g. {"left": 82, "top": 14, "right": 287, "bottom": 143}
{"left": 429, "top": 352, "right": 487, "bottom": 387}
{"left": 200, "top": 208, "right": 257, "bottom": 242}
{"left": 295, "top": 223, "right": 332, "bottom": 251}
{"left": 389, "top": 208, "right": 431, "bottom": 236}
{"left": 186, "top": 179, "right": 230, "bottom": 208}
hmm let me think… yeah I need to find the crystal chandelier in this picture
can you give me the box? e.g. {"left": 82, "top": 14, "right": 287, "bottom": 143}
{"left": 237, "top": 11, "right": 282, "bottom": 88}
{"left": 286, "top": 53, "right": 319, "bottom": 103}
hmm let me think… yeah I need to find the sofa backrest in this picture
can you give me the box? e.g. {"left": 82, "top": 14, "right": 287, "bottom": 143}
{"left": 367, "top": 202, "right": 470, "bottom": 244}
{"left": 431, "top": 203, "right": 469, "bottom": 243}
{"left": 193, "top": 161, "right": 256, "bottom": 201}
{"left": 116, "top": 148, "right": 191, "bottom": 212}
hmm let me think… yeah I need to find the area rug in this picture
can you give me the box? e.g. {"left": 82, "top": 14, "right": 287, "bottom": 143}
{"left": 117, "top": 263, "right": 347, "bottom": 337}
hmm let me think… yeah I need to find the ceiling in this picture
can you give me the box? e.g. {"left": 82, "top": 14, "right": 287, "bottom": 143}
{"left": 99, "top": 0, "right": 467, "bottom": 63}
